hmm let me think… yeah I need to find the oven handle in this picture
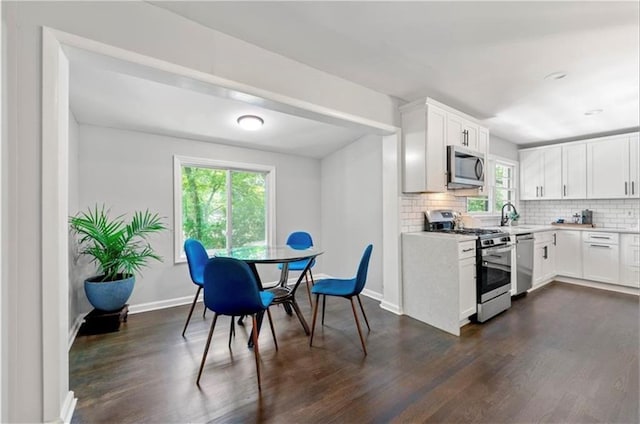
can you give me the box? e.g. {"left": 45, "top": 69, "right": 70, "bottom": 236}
{"left": 482, "top": 245, "right": 514, "bottom": 255}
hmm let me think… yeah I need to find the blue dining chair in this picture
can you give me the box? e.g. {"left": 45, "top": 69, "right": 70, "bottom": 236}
{"left": 309, "top": 244, "right": 373, "bottom": 355}
{"left": 279, "top": 231, "right": 316, "bottom": 306}
{"left": 184, "top": 239, "right": 238, "bottom": 345}
{"left": 183, "top": 239, "right": 210, "bottom": 337}
{"left": 196, "top": 257, "right": 278, "bottom": 390}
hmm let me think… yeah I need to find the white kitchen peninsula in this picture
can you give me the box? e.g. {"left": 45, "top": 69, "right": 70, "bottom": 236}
{"left": 402, "top": 232, "right": 477, "bottom": 336}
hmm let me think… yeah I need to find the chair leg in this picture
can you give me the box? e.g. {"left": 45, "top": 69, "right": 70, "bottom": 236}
{"left": 357, "top": 295, "right": 371, "bottom": 331}
{"left": 321, "top": 295, "right": 327, "bottom": 325}
{"left": 182, "top": 286, "right": 201, "bottom": 337}
{"left": 196, "top": 312, "right": 218, "bottom": 385}
{"left": 266, "top": 308, "right": 278, "bottom": 351}
{"left": 350, "top": 297, "right": 368, "bottom": 356}
{"left": 309, "top": 293, "right": 320, "bottom": 347}
{"left": 308, "top": 269, "right": 315, "bottom": 286}
{"left": 304, "top": 273, "right": 313, "bottom": 307}
{"left": 203, "top": 306, "right": 207, "bottom": 318}
{"left": 290, "top": 298, "right": 310, "bottom": 335}
{"left": 251, "top": 314, "right": 262, "bottom": 391}
{"left": 228, "top": 316, "right": 235, "bottom": 349}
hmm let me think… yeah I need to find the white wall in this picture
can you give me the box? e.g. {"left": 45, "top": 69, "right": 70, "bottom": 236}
{"left": 76, "top": 124, "right": 322, "bottom": 307}
{"left": 321, "top": 134, "right": 383, "bottom": 296}
{"left": 67, "top": 112, "right": 91, "bottom": 331}
{"left": 490, "top": 134, "right": 519, "bottom": 161}
{"left": 4, "top": 2, "right": 398, "bottom": 421}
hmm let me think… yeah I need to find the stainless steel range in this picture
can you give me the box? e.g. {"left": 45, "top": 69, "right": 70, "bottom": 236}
{"left": 425, "top": 210, "right": 515, "bottom": 322}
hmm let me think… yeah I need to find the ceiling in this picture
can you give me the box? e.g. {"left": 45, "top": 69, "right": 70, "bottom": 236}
{"left": 69, "top": 59, "right": 370, "bottom": 159}
{"left": 151, "top": 1, "right": 640, "bottom": 144}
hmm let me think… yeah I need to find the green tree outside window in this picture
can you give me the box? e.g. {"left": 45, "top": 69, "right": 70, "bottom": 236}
{"left": 182, "top": 166, "right": 266, "bottom": 251}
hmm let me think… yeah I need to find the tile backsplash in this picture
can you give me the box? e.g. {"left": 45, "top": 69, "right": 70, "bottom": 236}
{"left": 521, "top": 199, "right": 640, "bottom": 229}
{"left": 401, "top": 193, "right": 465, "bottom": 232}
{"left": 401, "top": 194, "right": 640, "bottom": 232}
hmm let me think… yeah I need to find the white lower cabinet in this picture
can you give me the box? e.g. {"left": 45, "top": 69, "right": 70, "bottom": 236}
{"left": 555, "top": 230, "right": 582, "bottom": 278}
{"left": 582, "top": 232, "right": 619, "bottom": 283}
{"left": 533, "top": 231, "right": 556, "bottom": 286}
{"left": 459, "top": 256, "right": 477, "bottom": 320}
{"left": 620, "top": 234, "right": 640, "bottom": 288}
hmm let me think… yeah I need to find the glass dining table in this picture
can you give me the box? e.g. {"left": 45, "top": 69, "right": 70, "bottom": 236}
{"left": 213, "top": 245, "right": 324, "bottom": 346}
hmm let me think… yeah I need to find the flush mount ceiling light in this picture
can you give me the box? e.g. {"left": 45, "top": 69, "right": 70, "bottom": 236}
{"left": 544, "top": 71, "right": 567, "bottom": 80}
{"left": 237, "top": 115, "right": 264, "bottom": 131}
{"left": 584, "top": 109, "right": 603, "bottom": 116}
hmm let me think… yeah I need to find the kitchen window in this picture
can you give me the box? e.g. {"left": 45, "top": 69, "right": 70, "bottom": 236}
{"left": 467, "top": 157, "right": 518, "bottom": 214}
{"left": 173, "top": 156, "right": 275, "bottom": 262}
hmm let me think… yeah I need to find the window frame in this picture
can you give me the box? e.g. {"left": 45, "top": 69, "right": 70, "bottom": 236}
{"left": 173, "top": 155, "right": 276, "bottom": 263}
{"left": 466, "top": 155, "right": 519, "bottom": 216}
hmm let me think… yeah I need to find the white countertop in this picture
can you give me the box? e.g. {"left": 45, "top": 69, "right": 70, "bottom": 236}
{"left": 402, "top": 231, "right": 477, "bottom": 242}
{"left": 486, "top": 224, "right": 640, "bottom": 235}
{"left": 403, "top": 224, "right": 639, "bottom": 240}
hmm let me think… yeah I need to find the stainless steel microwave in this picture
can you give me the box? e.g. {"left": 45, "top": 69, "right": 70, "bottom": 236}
{"left": 447, "top": 145, "right": 485, "bottom": 189}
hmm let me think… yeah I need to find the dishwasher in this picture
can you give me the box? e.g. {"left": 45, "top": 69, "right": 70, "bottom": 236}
{"left": 515, "top": 233, "right": 534, "bottom": 296}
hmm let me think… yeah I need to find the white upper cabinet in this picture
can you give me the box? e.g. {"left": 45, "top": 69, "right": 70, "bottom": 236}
{"left": 520, "top": 149, "right": 542, "bottom": 200}
{"left": 446, "top": 113, "right": 485, "bottom": 152}
{"left": 401, "top": 102, "right": 447, "bottom": 193}
{"left": 587, "top": 135, "right": 633, "bottom": 199}
{"left": 520, "top": 132, "right": 638, "bottom": 200}
{"left": 562, "top": 143, "right": 587, "bottom": 199}
{"left": 478, "top": 127, "right": 490, "bottom": 155}
{"left": 629, "top": 134, "right": 639, "bottom": 198}
{"left": 519, "top": 146, "right": 561, "bottom": 200}
{"left": 401, "top": 98, "right": 489, "bottom": 193}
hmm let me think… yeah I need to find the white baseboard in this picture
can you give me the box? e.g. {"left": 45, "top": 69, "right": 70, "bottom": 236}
{"left": 58, "top": 391, "right": 76, "bottom": 424}
{"left": 128, "top": 294, "right": 198, "bottom": 314}
{"left": 68, "top": 314, "right": 85, "bottom": 350}
{"left": 361, "top": 288, "right": 383, "bottom": 301}
{"left": 380, "top": 300, "right": 402, "bottom": 315}
{"left": 528, "top": 278, "right": 554, "bottom": 293}
{"left": 556, "top": 277, "right": 640, "bottom": 296}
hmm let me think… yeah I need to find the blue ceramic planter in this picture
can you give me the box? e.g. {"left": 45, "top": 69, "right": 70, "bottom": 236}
{"left": 84, "top": 274, "right": 135, "bottom": 312}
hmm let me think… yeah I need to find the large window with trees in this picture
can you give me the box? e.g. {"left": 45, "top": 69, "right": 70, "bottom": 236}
{"left": 174, "top": 156, "right": 275, "bottom": 261}
{"left": 467, "top": 157, "right": 518, "bottom": 214}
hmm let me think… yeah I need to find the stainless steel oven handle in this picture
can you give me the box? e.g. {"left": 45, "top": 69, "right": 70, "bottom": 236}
{"left": 482, "top": 245, "right": 514, "bottom": 255}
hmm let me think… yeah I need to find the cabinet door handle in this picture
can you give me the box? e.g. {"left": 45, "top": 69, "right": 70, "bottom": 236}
{"left": 536, "top": 186, "right": 539, "bottom": 197}
{"left": 590, "top": 244, "right": 611, "bottom": 248}
{"left": 591, "top": 236, "right": 611, "bottom": 240}
{"left": 633, "top": 181, "right": 635, "bottom": 195}
{"left": 553, "top": 234, "right": 556, "bottom": 246}
{"left": 543, "top": 245, "right": 548, "bottom": 259}
{"left": 625, "top": 182, "right": 628, "bottom": 195}
{"left": 462, "top": 248, "right": 474, "bottom": 253}
{"left": 563, "top": 185, "right": 567, "bottom": 196}
{"left": 540, "top": 186, "right": 543, "bottom": 197}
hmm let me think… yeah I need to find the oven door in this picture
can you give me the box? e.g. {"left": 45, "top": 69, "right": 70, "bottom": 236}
{"left": 479, "top": 244, "right": 513, "bottom": 302}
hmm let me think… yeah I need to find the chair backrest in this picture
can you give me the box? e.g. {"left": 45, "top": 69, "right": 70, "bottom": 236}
{"left": 353, "top": 244, "right": 374, "bottom": 295}
{"left": 184, "top": 238, "right": 209, "bottom": 285}
{"left": 286, "top": 231, "right": 313, "bottom": 249}
{"left": 203, "top": 257, "right": 265, "bottom": 316}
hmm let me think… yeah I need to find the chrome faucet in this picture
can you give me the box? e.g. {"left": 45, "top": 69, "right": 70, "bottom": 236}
{"left": 501, "top": 202, "right": 518, "bottom": 226}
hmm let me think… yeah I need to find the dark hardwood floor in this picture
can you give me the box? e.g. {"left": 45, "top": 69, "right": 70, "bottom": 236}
{"left": 70, "top": 282, "right": 639, "bottom": 423}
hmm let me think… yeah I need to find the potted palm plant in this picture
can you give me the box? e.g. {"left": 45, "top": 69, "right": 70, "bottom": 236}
{"left": 69, "top": 205, "right": 167, "bottom": 312}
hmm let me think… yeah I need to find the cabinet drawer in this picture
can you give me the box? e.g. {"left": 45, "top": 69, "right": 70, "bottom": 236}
{"left": 584, "top": 232, "right": 619, "bottom": 244}
{"left": 534, "top": 231, "right": 555, "bottom": 244}
{"left": 458, "top": 241, "right": 476, "bottom": 259}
